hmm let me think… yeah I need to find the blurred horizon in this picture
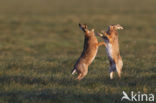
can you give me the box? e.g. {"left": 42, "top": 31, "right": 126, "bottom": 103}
{"left": 0, "top": 0, "right": 155, "bottom": 15}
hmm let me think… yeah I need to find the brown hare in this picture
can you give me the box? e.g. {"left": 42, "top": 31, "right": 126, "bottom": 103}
{"left": 97, "top": 24, "right": 123, "bottom": 79}
{"left": 71, "top": 23, "right": 105, "bottom": 80}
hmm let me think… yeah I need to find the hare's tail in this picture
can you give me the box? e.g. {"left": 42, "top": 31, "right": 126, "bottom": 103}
{"left": 71, "top": 69, "right": 76, "bottom": 75}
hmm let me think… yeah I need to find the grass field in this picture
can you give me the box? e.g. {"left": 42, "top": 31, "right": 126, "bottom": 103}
{"left": 0, "top": 0, "right": 156, "bottom": 103}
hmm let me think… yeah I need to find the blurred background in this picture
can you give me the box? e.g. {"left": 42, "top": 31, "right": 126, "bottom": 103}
{"left": 0, "top": 0, "right": 155, "bottom": 103}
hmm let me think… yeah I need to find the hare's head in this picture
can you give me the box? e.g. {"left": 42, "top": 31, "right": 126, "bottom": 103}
{"left": 108, "top": 24, "right": 123, "bottom": 31}
{"left": 79, "top": 23, "right": 95, "bottom": 35}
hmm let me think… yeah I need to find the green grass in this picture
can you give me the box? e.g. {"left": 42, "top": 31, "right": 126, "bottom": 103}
{"left": 0, "top": 0, "right": 156, "bottom": 103}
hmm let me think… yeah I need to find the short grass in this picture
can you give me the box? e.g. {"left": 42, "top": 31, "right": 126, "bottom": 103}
{"left": 0, "top": 0, "right": 155, "bottom": 103}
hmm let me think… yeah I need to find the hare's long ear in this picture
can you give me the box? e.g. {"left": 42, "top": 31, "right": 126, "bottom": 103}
{"left": 84, "top": 24, "right": 88, "bottom": 29}
{"left": 114, "top": 24, "right": 124, "bottom": 30}
{"left": 108, "top": 25, "right": 114, "bottom": 31}
{"left": 79, "top": 23, "right": 88, "bottom": 29}
{"left": 79, "top": 23, "right": 89, "bottom": 33}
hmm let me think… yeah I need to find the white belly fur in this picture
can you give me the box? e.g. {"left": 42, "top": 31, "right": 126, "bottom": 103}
{"left": 106, "top": 43, "right": 113, "bottom": 59}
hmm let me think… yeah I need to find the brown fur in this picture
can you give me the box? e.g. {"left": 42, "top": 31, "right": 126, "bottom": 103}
{"left": 96, "top": 24, "right": 123, "bottom": 79}
{"left": 72, "top": 23, "right": 105, "bottom": 80}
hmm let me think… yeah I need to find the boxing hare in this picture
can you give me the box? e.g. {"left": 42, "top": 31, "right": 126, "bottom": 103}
{"left": 71, "top": 23, "right": 105, "bottom": 80}
{"left": 97, "top": 24, "right": 123, "bottom": 79}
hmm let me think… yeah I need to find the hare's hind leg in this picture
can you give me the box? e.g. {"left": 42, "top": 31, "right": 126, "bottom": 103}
{"left": 72, "top": 69, "right": 76, "bottom": 75}
{"left": 110, "top": 72, "right": 114, "bottom": 79}
{"left": 109, "top": 63, "right": 116, "bottom": 79}
{"left": 76, "top": 64, "right": 88, "bottom": 80}
{"left": 116, "top": 59, "right": 123, "bottom": 78}
{"left": 77, "top": 70, "right": 88, "bottom": 80}
{"left": 76, "top": 73, "right": 82, "bottom": 80}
